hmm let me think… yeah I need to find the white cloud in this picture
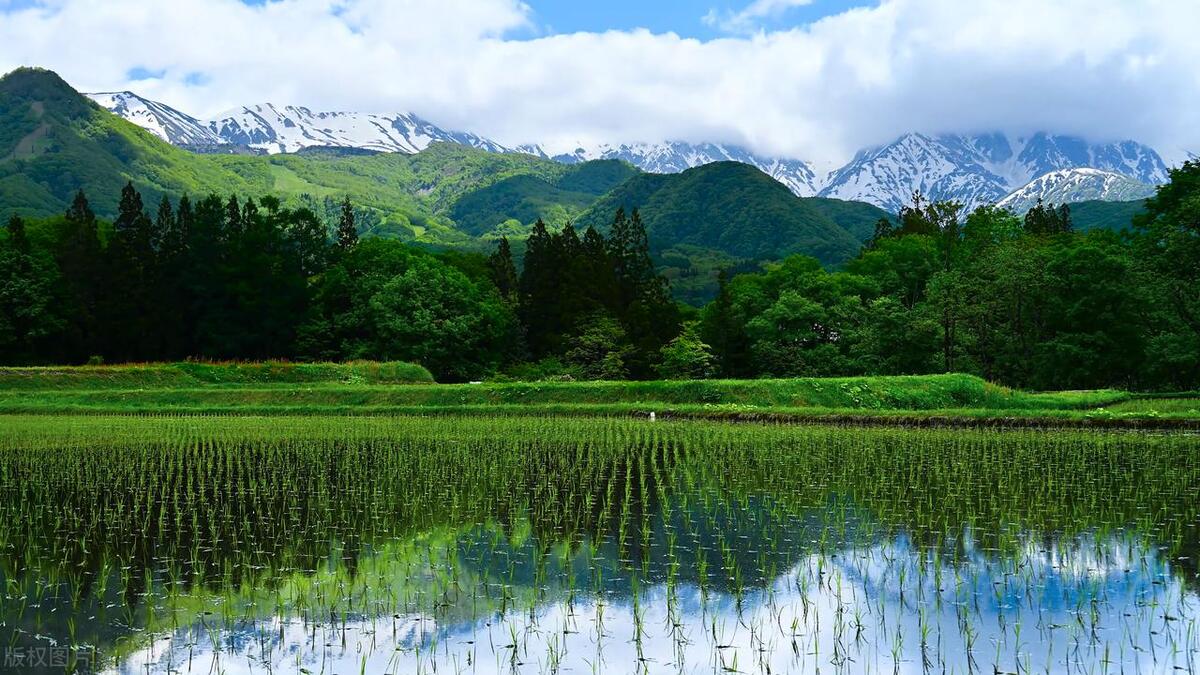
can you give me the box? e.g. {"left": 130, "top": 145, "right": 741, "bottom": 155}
{"left": 703, "top": 0, "right": 815, "bottom": 35}
{"left": 1, "top": 0, "right": 1197, "bottom": 165}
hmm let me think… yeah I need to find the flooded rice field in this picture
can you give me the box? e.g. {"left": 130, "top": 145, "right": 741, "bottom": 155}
{"left": 0, "top": 416, "right": 1197, "bottom": 674}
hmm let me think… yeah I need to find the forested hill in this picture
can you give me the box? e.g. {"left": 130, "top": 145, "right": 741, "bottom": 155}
{"left": 0, "top": 68, "right": 639, "bottom": 245}
{"left": 574, "top": 162, "right": 891, "bottom": 266}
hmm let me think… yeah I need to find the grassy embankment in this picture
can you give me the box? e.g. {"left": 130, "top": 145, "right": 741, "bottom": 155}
{"left": 1, "top": 362, "right": 1196, "bottom": 427}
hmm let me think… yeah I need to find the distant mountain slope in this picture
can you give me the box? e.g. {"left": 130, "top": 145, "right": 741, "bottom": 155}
{"left": 1068, "top": 199, "right": 1148, "bottom": 232}
{"left": 1, "top": 68, "right": 267, "bottom": 221}
{"left": 997, "top": 168, "right": 1157, "bottom": 215}
{"left": 87, "top": 91, "right": 225, "bottom": 146}
{"left": 208, "top": 104, "right": 510, "bottom": 155}
{"left": 92, "top": 88, "right": 1172, "bottom": 213}
{"left": 528, "top": 141, "right": 821, "bottom": 197}
{"left": 0, "top": 69, "right": 597, "bottom": 244}
{"left": 819, "top": 132, "right": 1168, "bottom": 213}
{"left": 574, "top": 162, "right": 882, "bottom": 265}
{"left": 448, "top": 160, "right": 639, "bottom": 236}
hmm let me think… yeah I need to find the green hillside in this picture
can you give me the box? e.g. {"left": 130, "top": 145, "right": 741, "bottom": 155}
{"left": 0, "top": 67, "right": 893, "bottom": 288}
{"left": 0, "top": 68, "right": 608, "bottom": 244}
{"left": 1067, "top": 199, "right": 1148, "bottom": 232}
{"left": 448, "top": 160, "right": 638, "bottom": 236}
{"left": 574, "top": 162, "right": 883, "bottom": 266}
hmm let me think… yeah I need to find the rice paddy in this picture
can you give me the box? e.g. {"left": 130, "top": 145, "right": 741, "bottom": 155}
{"left": 1, "top": 414, "right": 1198, "bottom": 674}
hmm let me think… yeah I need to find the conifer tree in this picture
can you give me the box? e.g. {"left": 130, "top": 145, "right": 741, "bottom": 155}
{"left": 487, "top": 236, "right": 519, "bottom": 301}
{"left": 701, "top": 268, "right": 750, "bottom": 377}
{"left": 336, "top": 197, "right": 358, "bottom": 251}
{"left": 6, "top": 215, "right": 29, "bottom": 255}
{"left": 58, "top": 190, "right": 103, "bottom": 360}
{"left": 518, "top": 219, "right": 560, "bottom": 356}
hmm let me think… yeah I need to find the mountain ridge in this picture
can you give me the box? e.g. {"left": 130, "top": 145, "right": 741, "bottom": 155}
{"left": 997, "top": 168, "right": 1157, "bottom": 215}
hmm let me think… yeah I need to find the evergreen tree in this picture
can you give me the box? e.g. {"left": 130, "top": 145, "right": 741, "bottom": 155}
{"left": 6, "top": 215, "right": 29, "bottom": 254}
{"left": 102, "top": 182, "right": 157, "bottom": 360}
{"left": 1024, "top": 199, "right": 1072, "bottom": 235}
{"left": 336, "top": 197, "right": 358, "bottom": 252}
{"left": 700, "top": 269, "right": 750, "bottom": 377}
{"left": 606, "top": 208, "right": 678, "bottom": 376}
{"left": 869, "top": 217, "right": 896, "bottom": 246}
{"left": 487, "top": 236, "right": 519, "bottom": 301}
{"left": 224, "top": 195, "right": 243, "bottom": 240}
{"left": 518, "top": 219, "right": 561, "bottom": 356}
{"left": 580, "top": 225, "right": 618, "bottom": 310}
{"left": 57, "top": 190, "right": 103, "bottom": 361}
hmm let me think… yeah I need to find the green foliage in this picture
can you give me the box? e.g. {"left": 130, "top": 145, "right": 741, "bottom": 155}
{"left": 656, "top": 322, "right": 716, "bottom": 379}
{"left": 575, "top": 162, "right": 885, "bottom": 265}
{"left": 1069, "top": 199, "right": 1148, "bottom": 232}
{"left": 368, "top": 256, "right": 516, "bottom": 381}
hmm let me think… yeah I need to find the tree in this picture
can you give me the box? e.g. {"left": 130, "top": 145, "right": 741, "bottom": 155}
{"left": 370, "top": 256, "right": 516, "bottom": 381}
{"left": 101, "top": 182, "right": 158, "bottom": 360}
{"left": 700, "top": 269, "right": 751, "bottom": 377}
{"left": 336, "top": 197, "right": 358, "bottom": 252}
{"left": 6, "top": 215, "right": 29, "bottom": 254}
{"left": 0, "top": 216, "right": 63, "bottom": 362}
{"left": 656, "top": 322, "right": 716, "bottom": 379}
{"left": 607, "top": 208, "right": 679, "bottom": 376}
{"left": 57, "top": 190, "right": 103, "bottom": 361}
{"left": 487, "top": 236, "right": 519, "bottom": 301}
{"left": 1024, "top": 199, "right": 1072, "bottom": 235}
{"left": 518, "top": 219, "right": 563, "bottom": 357}
{"left": 1132, "top": 160, "right": 1200, "bottom": 388}
{"left": 564, "top": 314, "right": 632, "bottom": 380}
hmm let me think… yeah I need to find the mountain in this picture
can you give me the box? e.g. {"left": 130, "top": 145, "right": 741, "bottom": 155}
{"left": 1068, "top": 199, "right": 1149, "bottom": 232}
{"left": 527, "top": 141, "right": 821, "bottom": 196}
{"left": 447, "top": 160, "right": 639, "bottom": 237}
{"left": 92, "top": 89, "right": 1172, "bottom": 214}
{"left": 87, "top": 91, "right": 225, "bottom": 147}
{"left": 1, "top": 68, "right": 614, "bottom": 245}
{"left": 86, "top": 93, "right": 511, "bottom": 156}
{"left": 1, "top": 68, "right": 267, "bottom": 222}
{"left": 819, "top": 132, "right": 1168, "bottom": 213}
{"left": 997, "top": 168, "right": 1157, "bottom": 215}
{"left": 574, "top": 161, "right": 888, "bottom": 265}
{"left": 207, "top": 104, "right": 511, "bottom": 155}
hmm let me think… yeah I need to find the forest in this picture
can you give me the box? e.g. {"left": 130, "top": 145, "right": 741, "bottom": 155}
{"left": 0, "top": 160, "right": 1197, "bottom": 390}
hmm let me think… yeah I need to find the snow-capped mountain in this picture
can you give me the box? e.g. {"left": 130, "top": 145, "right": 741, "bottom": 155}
{"left": 819, "top": 132, "right": 1168, "bottom": 213}
{"left": 91, "top": 90, "right": 1170, "bottom": 213}
{"left": 88, "top": 91, "right": 224, "bottom": 147}
{"left": 88, "top": 94, "right": 508, "bottom": 155}
{"left": 206, "top": 104, "right": 509, "bottom": 155}
{"left": 997, "top": 168, "right": 1158, "bottom": 215}
{"left": 525, "top": 141, "right": 820, "bottom": 196}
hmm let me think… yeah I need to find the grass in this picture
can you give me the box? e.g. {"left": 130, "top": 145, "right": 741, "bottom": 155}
{"left": 0, "top": 360, "right": 433, "bottom": 389}
{"left": 0, "top": 366, "right": 1185, "bottom": 427}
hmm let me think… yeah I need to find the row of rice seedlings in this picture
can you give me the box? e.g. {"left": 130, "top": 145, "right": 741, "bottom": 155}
{"left": 0, "top": 415, "right": 1196, "bottom": 672}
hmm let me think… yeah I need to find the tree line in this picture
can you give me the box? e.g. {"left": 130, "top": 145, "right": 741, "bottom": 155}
{"left": 1, "top": 161, "right": 1197, "bottom": 389}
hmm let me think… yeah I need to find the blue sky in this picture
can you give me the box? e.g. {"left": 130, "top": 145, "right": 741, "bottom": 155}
{"left": 524, "top": 0, "right": 876, "bottom": 39}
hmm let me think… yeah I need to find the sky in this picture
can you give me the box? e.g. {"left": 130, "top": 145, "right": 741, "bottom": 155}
{"left": 0, "top": 0, "right": 1197, "bottom": 165}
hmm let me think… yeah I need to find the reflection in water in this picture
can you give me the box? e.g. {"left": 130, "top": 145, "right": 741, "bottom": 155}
{"left": 116, "top": 531, "right": 1199, "bottom": 674}
{"left": 0, "top": 417, "right": 1197, "bottom": 673}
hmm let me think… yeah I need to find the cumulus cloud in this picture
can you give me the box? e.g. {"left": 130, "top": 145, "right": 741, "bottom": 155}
{"left": 703, "top": 0, "right": 815, "bottom": 35}
{"left": 0, "top": 0, "right": 1197, "bottom": 164}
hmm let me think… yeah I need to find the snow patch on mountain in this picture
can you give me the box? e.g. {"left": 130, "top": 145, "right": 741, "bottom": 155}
{"left": 522, "top": 141, "right": 820, "bottom": 196}
{"left": 205, "top": 104, "right": 509, "bottom": 155}
{"left": 996, "top": 168, "right": 1157, "bottom": 215}
{"left": 92, "top": 90, "right": 1171, "bottom": 213}
{"left": 88, "top": 92, "right": 225, "bottom": 146}
{"left": 819, "top": 132, "right": 1167, "bottom": 213}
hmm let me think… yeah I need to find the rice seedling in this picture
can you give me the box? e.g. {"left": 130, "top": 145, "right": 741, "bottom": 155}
{"left": 0, "top": 415, "right": 1196, "bottom": 673}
